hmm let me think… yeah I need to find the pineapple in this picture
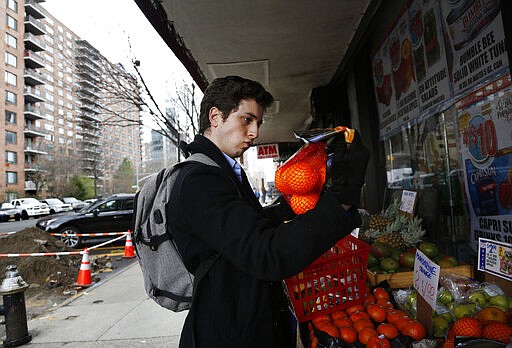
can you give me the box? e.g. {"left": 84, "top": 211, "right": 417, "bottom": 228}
{"left": 365, "top": 199, "right": 426, "bottom": 250}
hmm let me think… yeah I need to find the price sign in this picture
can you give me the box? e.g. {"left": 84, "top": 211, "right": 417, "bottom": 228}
{"left": 400, "top": 190, "right": 417, "bottom": 214}
{"left": 478, "top": 238, "right": 512, "bottom": 281}
{"left": 414, "top": 250, "right": 440, "bottom": 310}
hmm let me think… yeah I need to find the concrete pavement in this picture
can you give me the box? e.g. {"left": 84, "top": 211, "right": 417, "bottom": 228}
{"left": 24, "top": 261, "right": 187, "bottom": 347}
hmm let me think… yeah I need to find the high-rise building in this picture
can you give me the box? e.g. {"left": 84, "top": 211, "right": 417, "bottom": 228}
{"left": 0, "top": 1, "right": 142, "bottom": 201}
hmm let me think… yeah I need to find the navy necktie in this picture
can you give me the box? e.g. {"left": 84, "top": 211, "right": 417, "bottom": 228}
{"left": 233, "top": 162, "right": 242, "bottom": 183}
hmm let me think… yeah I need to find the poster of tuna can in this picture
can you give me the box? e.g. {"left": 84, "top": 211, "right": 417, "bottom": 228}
{"left": 440, "top": 0, "right": 509, "bottom": 98}
{"left": 457, "top": 74, "right": 512, "bottom": 251}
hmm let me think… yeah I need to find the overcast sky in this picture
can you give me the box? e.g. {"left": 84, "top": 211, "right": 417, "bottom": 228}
{"left": 41, "top": 0, "right": 195, "bottom": 141}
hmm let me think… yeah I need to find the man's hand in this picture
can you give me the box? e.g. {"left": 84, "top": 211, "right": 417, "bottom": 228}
{"left": 327, "top": 130, "right": 370, "bottom": 207}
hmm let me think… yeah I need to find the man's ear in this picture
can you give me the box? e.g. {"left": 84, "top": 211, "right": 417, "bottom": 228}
{"left": 209, "top": 107, "right": 222, "bottom": 128}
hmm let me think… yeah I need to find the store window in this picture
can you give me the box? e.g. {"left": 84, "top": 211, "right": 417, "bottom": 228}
{"left": 6, "top": 15, "right": 17, "bottom": 31}
{"left": 5, "top": 52, "right": 17, "bottom": 67}
{"left": 5, "top": 110, "right": 16, "bottom": 124}
{"left": 384, "top": 107, "right": 468, "bottom": 246}
{"left": 5, "top": 71, "right": 17, "bottom": 86}
{"left": 6, "top": 171, "right": 17, "bottom": 184}
{"left": 6, "top": 151, "right": 17, "bottom": 164}
{"left": 5, "top": 33, "right": 17, "bottom": 48}
{"left": 5, "top": 91, "right": 17, "bottom": 105}
{"left": 5, "top": 131, "right": 17, "bottom": 144}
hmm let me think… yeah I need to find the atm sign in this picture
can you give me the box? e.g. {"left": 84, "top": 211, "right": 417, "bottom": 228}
{"left": 257, "top": 144, "right": 279, "bottom": 159}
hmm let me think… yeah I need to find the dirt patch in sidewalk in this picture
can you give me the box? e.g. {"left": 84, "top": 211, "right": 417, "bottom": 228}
{"left": 0, "top": 228, "right": 116, "bottom": 318}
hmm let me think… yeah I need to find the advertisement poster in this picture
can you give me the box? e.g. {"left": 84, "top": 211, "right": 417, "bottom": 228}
{"left": 457, "top": 76, "right": 512, "bottom": 251}
{"left": 390, "top": 11, "right": 420, "bottom": 127}
{"left": 372, "top": 35, "right": 398, "bottom": 139}
{"left": 440, "top": 0, "right": 509, "bottom": 97}
{"left": 409, "top": 0, "right": 452, "bottom": 116}
{"left": 478, "top": 238, "right": 512, "bottom": 281}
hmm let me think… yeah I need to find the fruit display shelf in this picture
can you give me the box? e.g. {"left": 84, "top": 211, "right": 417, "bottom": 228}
{"left": 367, "top": 264, "right": 474, "bottom": 289}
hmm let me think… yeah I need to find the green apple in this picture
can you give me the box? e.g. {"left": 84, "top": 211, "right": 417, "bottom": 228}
{"left": 449, "top": 303, "right": 478, "bottom": 319}
{"left": 437, "top": 312, "right": 454, "bottom": 323}
{"left": 438, "top": 289, "right": 454, "bottom": 305}
{"left": 468, "top": 291, "right": 487, "bottom": 306}
{"left": 432, "top": 315, "right": 450, "bottom": 337}
{"left": 488, "top": 295, "right": 509, "bottom": 310}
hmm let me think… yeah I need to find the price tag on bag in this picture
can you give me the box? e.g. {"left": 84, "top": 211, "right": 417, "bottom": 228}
{"left": 413, "top": 249, "right": 440, "bottom": 310}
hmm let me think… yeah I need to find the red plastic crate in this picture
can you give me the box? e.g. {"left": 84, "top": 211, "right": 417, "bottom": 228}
{"left": 284, "top": 235, "right": 370, "bottom": 323}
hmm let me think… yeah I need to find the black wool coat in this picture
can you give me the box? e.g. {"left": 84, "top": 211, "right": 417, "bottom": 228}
{"left": 169, "top": 135, "right": 361, "bottom": 348}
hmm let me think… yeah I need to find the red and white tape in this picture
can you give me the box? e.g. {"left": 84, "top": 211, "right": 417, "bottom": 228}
{"left": 50, "top": 231, "right": 130, "bottom": 237}
{"left": 0, "top": 233, "right": 127, "bottom": 257}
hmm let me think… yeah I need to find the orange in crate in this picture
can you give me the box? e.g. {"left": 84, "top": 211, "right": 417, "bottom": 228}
{"left": 284, "top": 235, "right": 370, "bottom": 323}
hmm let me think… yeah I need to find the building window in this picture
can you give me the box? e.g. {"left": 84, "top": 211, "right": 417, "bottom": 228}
{"left": 6, "top": 151, "right": 17, "bottom": 164}
{"left": 5, "top": 52, "right": 17, "bottom": 67}
{"left": 5, "top": 131, "right": 17, "bottom": 144}
{"left": 5, "top": 91, "right": 17, "bottom": 105}
{"left": 5, "top": 33, "right": 17, "bottom": 48}
{"left": 5, "top": 71, "right": 17, "bottom": 86}
{"left": 6, "top": 15, "right": 17, "bottom": 31}
{"left": 7, "top": 0, "right": 18, "bottom": 12}
{"left": 6, "top": 171, "right": 18, "bottom": 184}
{"left": 5, "top": 111, "right": 16, "bottom": 124}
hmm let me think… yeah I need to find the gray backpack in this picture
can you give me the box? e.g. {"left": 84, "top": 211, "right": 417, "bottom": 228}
{"left": 132, "top": 153, "right": 220, "bottom": 312}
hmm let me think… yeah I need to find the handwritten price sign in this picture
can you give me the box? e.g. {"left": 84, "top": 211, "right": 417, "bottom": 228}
{"left": 414, "top": 250, "right": 440, "bottom": 310}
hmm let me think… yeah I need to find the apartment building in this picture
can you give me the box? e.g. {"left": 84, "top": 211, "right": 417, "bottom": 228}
{"left": 1, "top": 0, "right": 141, "bottom": 201}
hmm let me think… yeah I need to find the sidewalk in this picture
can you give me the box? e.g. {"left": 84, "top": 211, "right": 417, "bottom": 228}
{"left": 25, "top": 262, "right": 187, "bottom": 347}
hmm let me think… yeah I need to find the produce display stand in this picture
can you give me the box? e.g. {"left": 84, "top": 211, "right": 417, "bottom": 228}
{"left": 367, "top": 264, "right": 473, "bottom": 289}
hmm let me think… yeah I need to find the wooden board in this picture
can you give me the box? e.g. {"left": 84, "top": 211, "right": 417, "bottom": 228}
{"left": 367, "top": 264, "right": 473, "bottom": 289}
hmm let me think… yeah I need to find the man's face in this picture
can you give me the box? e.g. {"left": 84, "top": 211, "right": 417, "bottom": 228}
{"left": 208, "top": 98, "right": 263, "bottom": 158}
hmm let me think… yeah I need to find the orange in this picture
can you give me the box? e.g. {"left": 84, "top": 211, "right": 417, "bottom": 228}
{"left": 339, "top": 326, "right": 358, "bottom": 344}
{"left": 450, "top": 317, "right": 483, "bottom": 338}
{"left": 400, "top": 321, "right": 426, "bottom": 341}
{"left": 373, "top": 287, "right": 390, "bottom": 301}
{"left": 290, "top": 193, "right": 320, "bottom": 215}
{"left": 387, "top": 310, "right": 408, "bottom": 324}
{"left": 475, "top": 306, "right": 507, "bottom": 324}
{"left": 349, "top": 311, "right": 370, "bottom": 322}
{"left": 482, "top": 322, "right": 512, "bottom": 343}
{"left": 364, "top": 294, "right": 376, "bottom": 307}
{"left": 377, "top": 323, "right": 399, "bottom": 339}
{"left": 284, "top": 162, "right": 319, "bottom": 194}
{"left": 311, "top": 314, "right": 331, "bottom": 326}
{"left": 366, "top": 334, "right": 392, "bottom": 348}
{"left": 394, "top": 316, "right": 414, "bottom": 331}
{"left": 274, "top": 166, "right": 291, "bottom": 194}
{"left": 353, "top": 318, "right": 374, "bottom": 332}
{"left": 315, "top": 322, "right": 340, "bottom": 338}
{"left": 376, "top": 299, "right": 394, "bottom": 309}
{"left": 358, "top": 327, "right": 378, "bottom": 345}
{"left": 367, "top": 304, "right": 387, "bottom": 323}
{"left": 331, "top": 310, "right": 348, "bottom": 320}
{"left": 346, "top": 304, "right": 365, "bottom": 315}
{"left": 333, "top": 317, "right": 353, "bottom": 328}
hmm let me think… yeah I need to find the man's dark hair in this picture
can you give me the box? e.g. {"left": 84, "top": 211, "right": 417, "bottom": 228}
{"left": 199, "top": 76, "right": 274, "bottom": 134}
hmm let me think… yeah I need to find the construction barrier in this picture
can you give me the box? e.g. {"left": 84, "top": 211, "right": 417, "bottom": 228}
{"left": 0, "top": 231, "right": 18, "bottom": 237}
{"left": 123, "top": 231, "right": 135, "bottom": 258}
{"left": 76, "top": 249, "right": 92, "bottom": 287}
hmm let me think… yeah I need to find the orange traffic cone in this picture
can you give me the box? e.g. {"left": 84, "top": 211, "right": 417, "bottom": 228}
{"left": 76, "top": 249, "right": 92, "bottom": 287}
{"left": 123, "top": 231, "right": 135, "bottom": 258}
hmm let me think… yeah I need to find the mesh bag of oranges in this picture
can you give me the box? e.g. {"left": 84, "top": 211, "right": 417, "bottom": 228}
{"left": 275, "top": 126, "right": 355, "bottom": 215}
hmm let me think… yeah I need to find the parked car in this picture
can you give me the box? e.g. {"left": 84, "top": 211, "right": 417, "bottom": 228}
{"left": 41, "top": 198, "right": 73, "bottom": 214}
{"left": 83, "top": 198, "right": 98, "bottom": 206}
{"left": 36, "top": 193, "right": 135, "bottom": 248}
{"left": 11, "top": 198, "right": 50, "bottom": 220}
{"left": 0, "top": 202, "right": 21, "bottom": 222}
{"left": 62, "top": 197, "right": 86, "bottom": 211}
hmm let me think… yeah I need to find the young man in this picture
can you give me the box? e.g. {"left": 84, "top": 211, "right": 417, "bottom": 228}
{"left": 170, "top": 76, "right": 369, "bottom": 347}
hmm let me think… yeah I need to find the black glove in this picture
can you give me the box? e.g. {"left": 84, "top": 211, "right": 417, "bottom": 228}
{"left": 326, "top": 130, "right": 370, "bottom": 207}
